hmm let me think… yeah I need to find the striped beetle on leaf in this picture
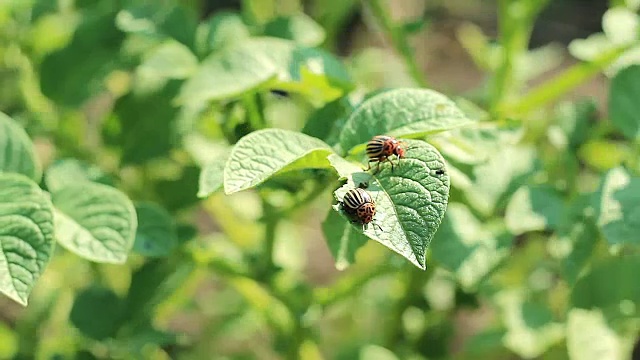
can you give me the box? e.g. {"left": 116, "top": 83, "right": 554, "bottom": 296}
{"left": 365, "top": 135, "right": 410, "bottom": 173}
{"left": 339, "top": 188, "right": 383, "bottom": 232}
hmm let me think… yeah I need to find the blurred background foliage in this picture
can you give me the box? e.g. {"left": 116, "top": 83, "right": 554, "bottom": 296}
{"left": 1, "top": 0, "right": 640, "bottom": 359}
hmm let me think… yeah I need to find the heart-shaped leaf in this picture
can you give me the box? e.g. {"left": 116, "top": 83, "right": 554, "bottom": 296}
{"left": 0, "top": 173, "right": 55, "bottom": 306}
{"left": 51, "top": 183, "right": 137, "bottom": 264}
{"left": 224, "top": 129, "right": 334, "bottom": 194}
{"left": 177, "top": 42, "right": 277, "bottom": 106}
{"left": 338, "top": 88, "right": 473, "bottom": 155}
{"left": 596, "top": 167, "right": 640, "bottom": 245}
{"left": 133, "top": 202, "right": 178, "bottom": 257}
{"left": 0, "top": 112, "right": 41, "bottom": 182}
{"left": 332, "top": 140, "right": 450, "bottom": 269}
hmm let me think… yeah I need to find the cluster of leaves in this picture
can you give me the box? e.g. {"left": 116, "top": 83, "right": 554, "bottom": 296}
{"left": 1, "top": 0, "right": 640, "bottom": 359}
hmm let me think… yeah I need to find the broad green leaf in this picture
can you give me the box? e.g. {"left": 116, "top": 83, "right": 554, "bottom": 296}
{"left": 0, "top": 112, "right": 41, "bottom": 181}
{"left": 133, "top": 203, "right": 177, "bottom": 257}
{"left": 496, "top": 290, "right": 564, "bottom": 358}
{"left": 603, "top": 7, "right": 639, "bottom": 46}
{"left": 70, "top": 286, "right": 124, "bottom": 340}
{"left": 0, "top": 173, "right": 54, "bottom": 306}
{"left": 505, "top": 185, "right": 564, "bottom": 235}
{"left": 609, "top": 65, "right": 640, "bottom": 141}
{"left": 223, "top": 129, "right": 334, "bottom": 194}
{"left": 567, "top": 308, "right": 623, "bottom": 360}
{"left": 137, "top": 40, "right": 198, "bottom": 80}
{"left": 116, "top": 3, "right": 198, "bottom": 50}
{"left": 430, "top": 203, "right": 511, "bottom": 289}
{"left": 332, "top": 140, "right": 449, "bottom": 269}
{"left": 177, "top": 43, "right": 277, "bottom": 106}
{"left": 196, "top": 11, "right": 250, "bottom": 54}
{"left": 52, "top": 183, "right": 137, "bottom": 264}
{"left": 465, "top": 145, "right": 537, "bottom": 216}
{"left": 321, "top": 208, "right": 368, "bottom": 270}
{"left": 301, "top": 97, "right": 354, "bottom": 144}
{"left": 245, "top": 37, "right": 353, "bottom": 103}
{"left": 572, "top": 256, "right": 640, "bottom": 315}
{"left": 44, "top": 158, "right": 113, "bottom": 193}
{"left": 263, "top": 13, "right": 326, "bottom": 47}
{"left": 327, "top": 154, "right": 362, "bottom": 179}
{"left": 112, "top": 82, "right": 180, "bottom": 165}
{"left": 40, "top": 9, "right": 124, "bottom": 107}
{"left": 596, "top": 167, "right": 640, "bottom": 245}
{"left": 198, "top": 156, "right": 228, "bottom": 198}
{"left": 338, "top": 88, "right": 473, "bottom": 155}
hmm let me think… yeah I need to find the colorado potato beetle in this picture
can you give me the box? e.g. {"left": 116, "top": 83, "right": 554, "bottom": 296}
{"left": 365, "top": 135, "right": 408, "bottom": 173}
{"left": 340, "top": 188, "right": 382, "bottom": 231}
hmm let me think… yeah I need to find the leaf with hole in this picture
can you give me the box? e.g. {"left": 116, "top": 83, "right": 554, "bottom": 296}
{"left": 51, "top": 182, "right": 137, "bottom": 264}
{"left": 0, "top": 173, "right": 55, "bottom": 306}
{"left": 338, "top": 88, "right": 473, "bottom": 155}
{"left": 0, "top": 112, "right": 41, "bottom": 182}
{"left": 332, "top": 140, "right": 450, "bottom": 269}
{"left": 224, "top": 129, "right": 334, "bottom": 194}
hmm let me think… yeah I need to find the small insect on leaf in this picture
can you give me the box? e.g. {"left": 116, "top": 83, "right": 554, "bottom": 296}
{"left": 365, "top": 135, "right": 409, "bottom": 174}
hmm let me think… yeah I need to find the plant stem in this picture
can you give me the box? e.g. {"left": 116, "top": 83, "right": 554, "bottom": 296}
{"left": 500, "top": 46, "right": 628, "bottom": 116}
{"left": 243, "top": 92, "right": 265, "bottom": 131}
{"left": 260, "top": 199, "right": 279, "bottom": 279}
{"left": 366, "top": 0, "right": 428, "bottom": 87}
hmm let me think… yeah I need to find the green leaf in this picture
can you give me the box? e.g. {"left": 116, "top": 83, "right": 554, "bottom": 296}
{"left": 603, "top": 7, "right": 640, "bottom": 46}
{"left": 44, "top": 158, "right": 113, "bottom": 193}
{"left": 224, "top": 129, "right": 334, "bottom": 194}
{"left": 571, "top": 255, "right": 640, "bottom": 314}
{"left": 246, "top": 37, "right": 353, "bottom": 103}
{"left": 51, "top": 183, "right": 137, "bottom": 264}
{"left": 551, "top": 99, "right": 597, "bottom": 150}
{"left": 332, "top": 140, "right": 449, "bottom": 269}
{"left": 198, "top": 156, "right": 228, "bottom": 198}
{"left": 321, "top": 208, "right": 368, "bottom": 270}
{"left": 504, "top": 185, "right": 564, "bottom": 235}
{"left": 177, "top": 43, "right": 277, "bottom": 106}
{"left": 112, "top": 81, "right": 181, "bottom": 165}
{"left": 0, "top": 112, "right": 41, "bottom": 181}
{"left": 196, "top": 11, "right": 250, "bottom": 55}
{"left": 609, "top": 65, "right": 640, "bottom": 141}
{"left": 263, "top": 13, "right": 326, "bottom": 47}
{"left": 430, "top": 203, "right": 511, "bottom": 289}
{"left": 137, "top": 40, "right": 198, "bottom": 80}
{"left": 596, "top": 167, "right": 640, "bottom": 245}
{"left": 40, "top": 9, "right": 124, "bottom": 107}
{"left": 301, "top": 97, "right": 354, "bottom": 144}
{"left": 327, "top": 154, "right": 363, "bottom": 179}
{"left": 0, "top": 173, "right": 54, "bottom": 306}
{"left": 496, "top": 290, "right": 564, "bottom": 358}
{"left": 338, "top": 88, "right": 473, "bottom": 155}
{"left": 133, "top": 202, "right": 177, "bottom": 258}
{"left": 567, "top": 308, "right": 623, "bottom": 360}
{"left": 70, "top": 286, "right": 124, "bottom": 340}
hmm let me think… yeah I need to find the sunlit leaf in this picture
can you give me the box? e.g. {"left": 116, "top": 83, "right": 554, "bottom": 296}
{"left": 431, "top": 203, "right": 511, "bottom": 289}
{"left": 263, "top": 13, "right": 326, "bottom": 47}
{"left": 137, "top": 40, "right": 198, "bottom": 80}
{"left": 332, "top": 140, "right": 449, "bottom": 269}
{"left": 198, "top": 156, "right": 228, "bottom": 198}
{"left": 196, "top": 11, "right": 250, "bottom": 54}
{"left": 603, "top": 7, "right": 639, "bottom": 46}
{"left": 44, "top": 158, "right": 113, "bottom": 193}
{"left": 567, "top": 308, "right": 623, "bottom": 360}
{"left": 0, "top": 112, "right": 41, "bottom": 181}
{"left": 223, "top": 129, "right": 334, "bottom": 194}
{"left": 596, "top": 167, "right": 640, "bottom": 245}
{"left": 505, "top": 185, "right": 564, "bottom": 235}
{"left": 52, "top": 183, "right": 137, "bottom": 264}
{"left": 0, "top": 173, "right": 54, "bottom": 306}
{"left": 338, "top": 88, "right": 474, "bottom": 155}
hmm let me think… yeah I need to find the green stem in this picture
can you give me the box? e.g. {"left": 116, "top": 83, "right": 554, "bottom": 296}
{"left": 243, "top": 92, "right": 265, "bottom": 131}
{"left": 259, "top": 200, "right": 279, "bottom": 280}
{"left": 500, "top": 46, "right": 628, "bottom": 116}
{"left": 366, "top": 0, "right": 428, "bottom": 87}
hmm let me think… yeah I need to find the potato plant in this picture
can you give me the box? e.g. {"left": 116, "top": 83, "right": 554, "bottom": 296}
{"left": 0, "top": 0, "right": 640, "bottom": 359}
